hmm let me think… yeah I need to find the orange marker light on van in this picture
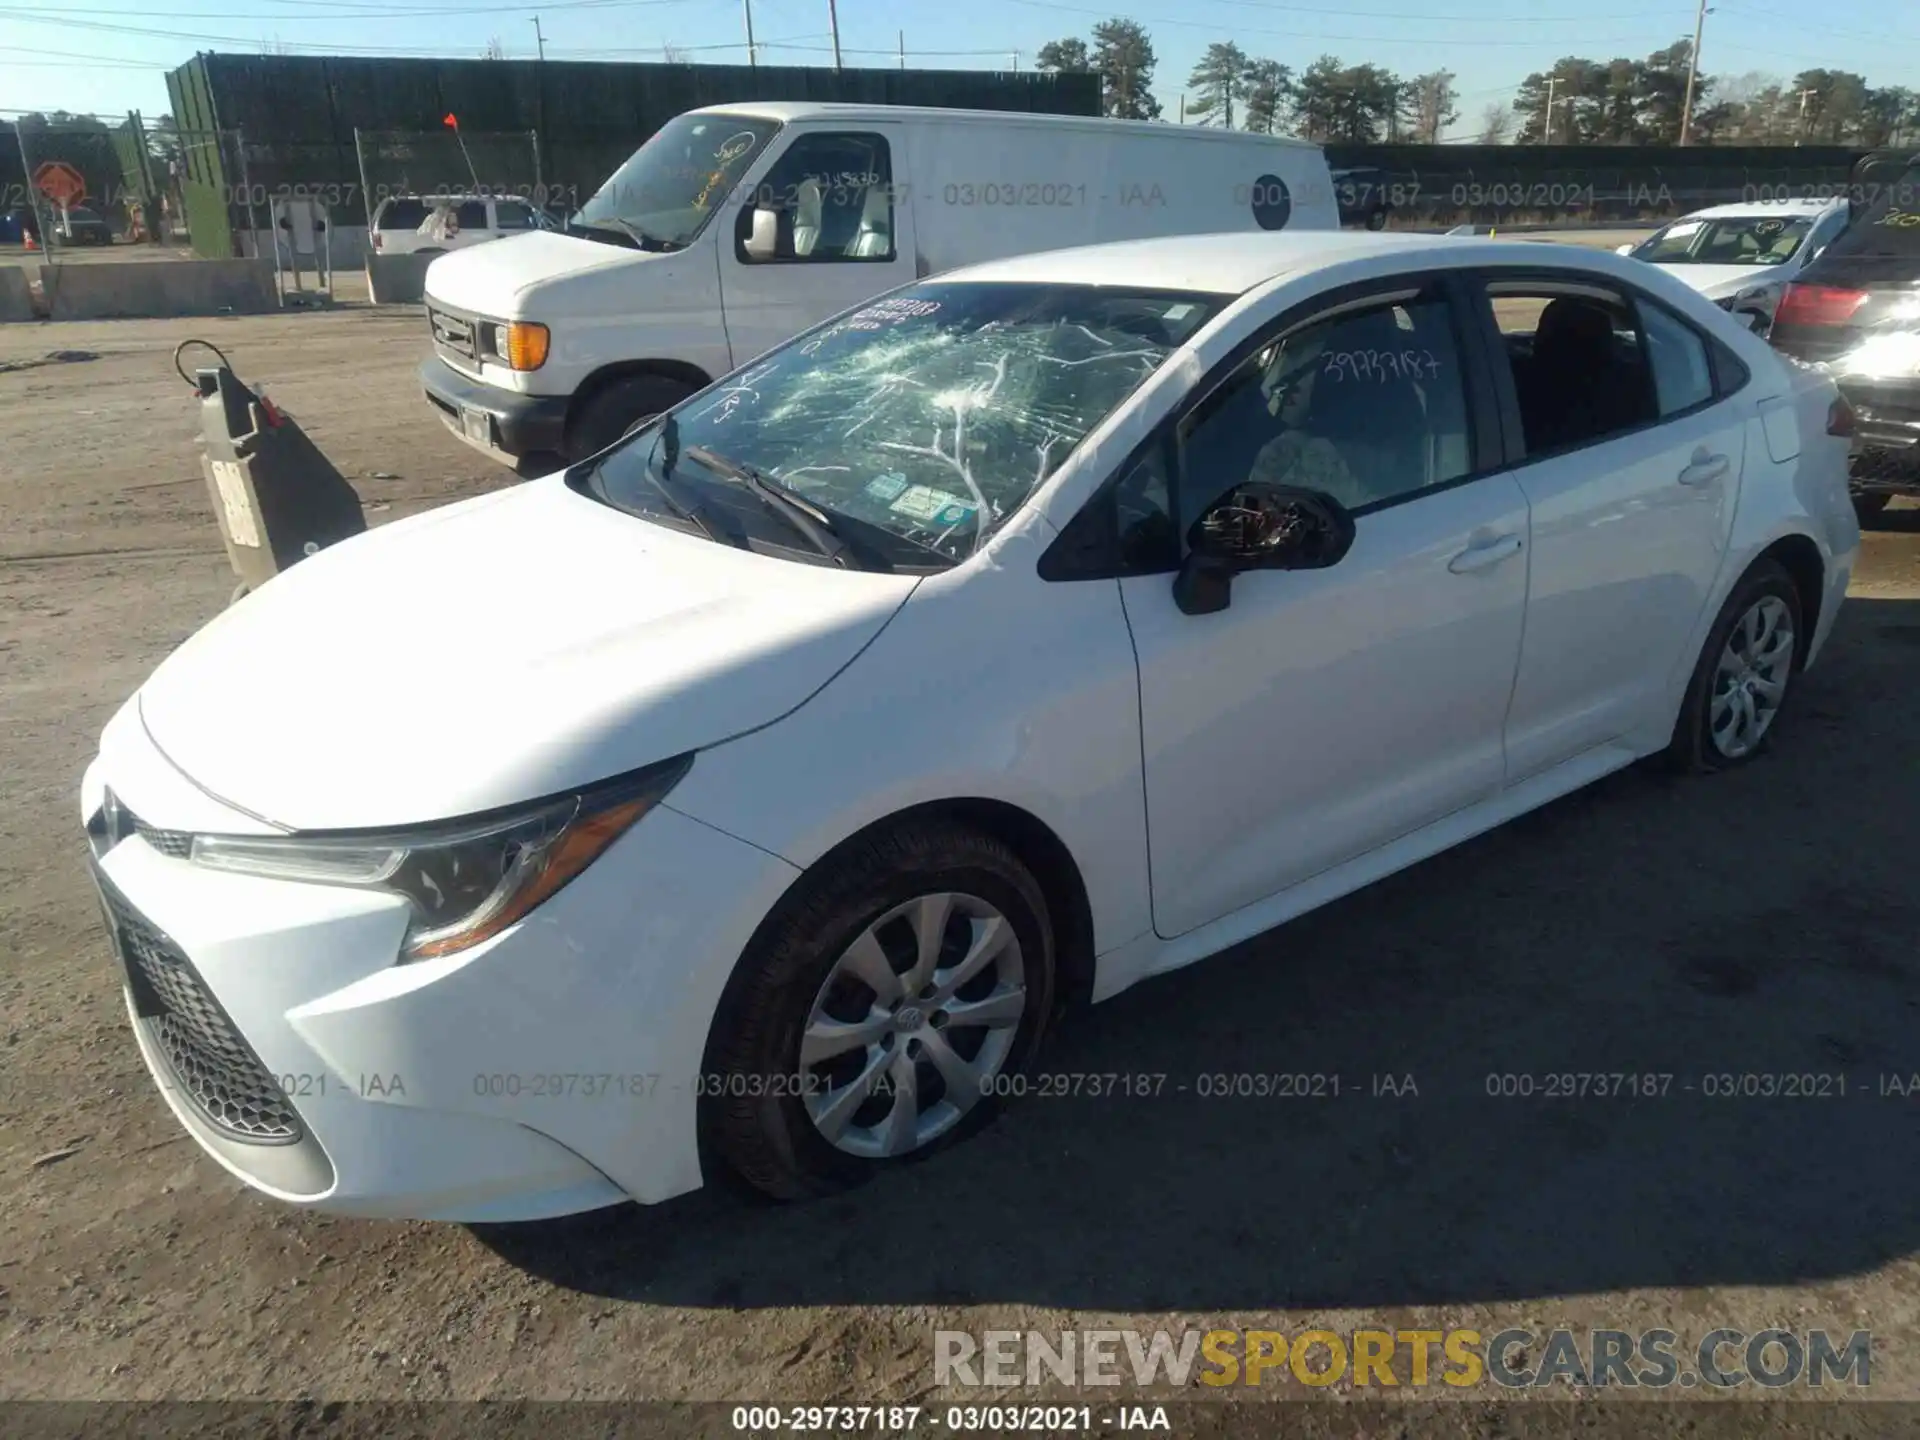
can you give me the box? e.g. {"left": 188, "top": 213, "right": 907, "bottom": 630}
{"left": 505, "top": 321, "right": 550, "bottom": 371}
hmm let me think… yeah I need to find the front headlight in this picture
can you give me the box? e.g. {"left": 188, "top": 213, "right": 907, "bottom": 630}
{"left": 187, "top": 756, "right": 691, "bottom": 961}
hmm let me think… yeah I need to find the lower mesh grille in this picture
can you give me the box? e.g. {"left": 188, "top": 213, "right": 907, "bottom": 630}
{"left": 133, "top": 819, "right": 192, "bottom": 859}
{"left": 98, "top": 879, "right": 303, "bottom": 1144}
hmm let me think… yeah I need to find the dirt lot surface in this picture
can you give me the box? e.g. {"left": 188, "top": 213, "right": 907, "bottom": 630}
{"left": 2, "top": 287, "right": 1918, "bottom": 1417}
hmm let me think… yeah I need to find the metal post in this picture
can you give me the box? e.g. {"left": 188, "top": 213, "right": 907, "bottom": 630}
{"left": 1678, "top": 0, "right": 1708, "bottom": 146}
{"left": 237, "top": 128, "right": 260, "bottom": 262}
{"left": 828, "top": 0, "right": 842, "bottom": 70}
{"left": 898, "top": 29, "right": 905, "bottom": 70}
{"left": 530, "top": 129, "right": 544, "bottom": 214}
{"left": 1178, "top": 94, "right": 1185, "bottom": 124}
{"left": 742, "top": 0, "right": 757, "bottom": 66}
{"left": 352, "top": 125, "right": 376, "bottom": 260}
{"left": 1543, "top": 75, "right": 1557, "bottom": 144}
{"left": 531, "top": 15, "right": 546, "bottom": 61}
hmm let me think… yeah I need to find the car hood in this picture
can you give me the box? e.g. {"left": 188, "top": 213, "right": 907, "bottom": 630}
{"left": 1653, "top": 263, "right": 1791, "bottom": 300}
{"left": 423, "top": 230, "right": 655, "bottom": 313}
{"left": 135, "top": 477, "right": 918, "bottom": 831}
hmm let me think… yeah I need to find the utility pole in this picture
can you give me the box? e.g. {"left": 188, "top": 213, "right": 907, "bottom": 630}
{"left": 530, "top": 15, "right": 545, "bottom": 60}
{"left": 742, "top": 0, "right": 757, "bottom": 66}
{"left": 828, "top": 0, "right": 842, "bottom": 71}
{"left": 1543, "top": 75, "right": 1557, "bottom": 143}
{"left": 1009, "top": 51, "right": 1019, "bottom": 71}
{"left": 898, "top": 30, "right": 905, "bottom": 69}
{"left": 1678, "top": 0, "right": 1709, "bottom": 145}
{"left": 1178, "top": 94, "right": 1185, "bottom": 124}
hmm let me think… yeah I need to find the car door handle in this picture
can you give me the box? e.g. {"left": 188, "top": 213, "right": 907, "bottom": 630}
{"left": 1679, "top": 452, "right": 1730, "bottom": 486}
{"left": 1447, "top": 534, "right": 1524, "bottom": 574}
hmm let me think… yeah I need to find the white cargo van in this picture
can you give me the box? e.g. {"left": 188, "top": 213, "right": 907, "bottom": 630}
{"left": 420, "top": 101, "right": 1338, "bottom": 469}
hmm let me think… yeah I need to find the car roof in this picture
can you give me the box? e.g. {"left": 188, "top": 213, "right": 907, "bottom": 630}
{"left": 686, "top": 101, "right": 1322, "bottom": 149}
{"left": 1672, "top": 198, "right": 1846, "bottom": 220}
{"left": 935, "top": 230, "right": 1630, "bottom": 297}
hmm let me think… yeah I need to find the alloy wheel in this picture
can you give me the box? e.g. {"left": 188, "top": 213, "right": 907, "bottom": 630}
{"left": 801, "top": 891, "right": 1026, "bottom": 1159}
{"left": 1709, "top": 594, "right": 1795, "bottom": 760}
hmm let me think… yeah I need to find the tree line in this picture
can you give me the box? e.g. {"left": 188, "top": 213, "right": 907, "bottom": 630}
{"left": 1035, "top": 17, "right": 1920, "bottom": 147}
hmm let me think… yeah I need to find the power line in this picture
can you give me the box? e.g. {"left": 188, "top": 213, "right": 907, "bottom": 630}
{"left": 1000, "top": 0, "right": 1699, "bottom": 47}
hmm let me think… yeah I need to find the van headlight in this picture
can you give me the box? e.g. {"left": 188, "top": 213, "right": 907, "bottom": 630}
{"left": 482, "top": 319, "right": 550, "bottom": 371}
{"left": 187, "top": 756, "right": 691, "bottom": 960}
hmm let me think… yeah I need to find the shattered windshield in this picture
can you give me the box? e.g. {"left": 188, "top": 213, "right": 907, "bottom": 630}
{"left": 575, "top": 113, "right": 780, "bottom": 250}
{"left": 587, "top": 282, "right": 1222, "bottom": 565}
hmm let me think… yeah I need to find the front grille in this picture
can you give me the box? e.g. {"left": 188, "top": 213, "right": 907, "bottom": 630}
{"left": 97, "top": 877, "right": 303, "bottom": 1145}
{"left": 428, "top": 305, "right": 479, "bottom": 364}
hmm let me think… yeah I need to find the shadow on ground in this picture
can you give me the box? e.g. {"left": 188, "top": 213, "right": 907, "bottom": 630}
{"left": 475, "top": 598, "right": 1920, "bottom": 1313}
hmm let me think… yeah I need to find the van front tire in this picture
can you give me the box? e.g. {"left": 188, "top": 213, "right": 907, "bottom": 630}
{"left": 567, "top": 375, "right": 695, "bottom": 462}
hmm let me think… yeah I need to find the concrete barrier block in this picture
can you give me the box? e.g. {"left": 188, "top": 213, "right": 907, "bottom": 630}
{"left": 365, "top": 253, "right": 435, "bottom": 305}
{"left": 0, "top": 266, "right": 35, "bottom": 323}
{"left": 46, "top": 259, "right": 278, "bottom": 320}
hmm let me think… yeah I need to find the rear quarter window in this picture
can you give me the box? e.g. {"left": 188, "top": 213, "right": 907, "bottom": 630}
{"left": 378, "top": 199, "right": 428, "bottom": 230}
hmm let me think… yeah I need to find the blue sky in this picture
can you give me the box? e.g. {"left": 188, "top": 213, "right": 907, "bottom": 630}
{"left": 2, "top": 0, "right": 1916, "bottom": 135}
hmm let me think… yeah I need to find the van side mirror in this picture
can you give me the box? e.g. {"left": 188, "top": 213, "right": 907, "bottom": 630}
{"left": 1614, "top": 242, "right": 1634, "bottom": 255}
{"left": 744, "top": 207, "right": 781, "bottom": 261}
{"left": 1172, "top": 483, "right": 1356, "bottom": 616}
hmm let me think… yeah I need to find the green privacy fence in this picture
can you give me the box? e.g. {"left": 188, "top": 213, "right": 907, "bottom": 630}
{"left": 164, "top": 53, "right": 1104, "bottom": 256}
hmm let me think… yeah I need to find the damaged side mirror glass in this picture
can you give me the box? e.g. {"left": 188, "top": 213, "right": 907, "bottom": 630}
{"left": 1172, "top": 483, "right": 1357, "bottom": 616}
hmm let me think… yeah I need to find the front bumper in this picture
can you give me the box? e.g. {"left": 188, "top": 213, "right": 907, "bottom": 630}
{"left": 420, "top": 356, "right": 569, "bottom": 465}
{"left": 80, "top": 708, "right": 802, "bottom": 1220}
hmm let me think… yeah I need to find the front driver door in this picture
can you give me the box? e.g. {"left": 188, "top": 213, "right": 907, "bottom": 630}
{"left": 1118, "top": 279, "right": 1531, "bottom": 940}
{"left": 718, "top": 126, "right": 917, "bottom": 368}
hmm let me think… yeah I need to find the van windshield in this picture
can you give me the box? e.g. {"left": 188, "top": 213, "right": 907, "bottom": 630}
{"left": 583, "top": 282, "right": 1222, "bottom": 567}
{"left": 574, "top": 113, "right": 780, "bottom": 251}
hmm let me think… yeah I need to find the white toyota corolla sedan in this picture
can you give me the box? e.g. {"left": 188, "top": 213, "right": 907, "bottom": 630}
{"left": 82, "top": 231, "right": 1859, "bottom": 1221}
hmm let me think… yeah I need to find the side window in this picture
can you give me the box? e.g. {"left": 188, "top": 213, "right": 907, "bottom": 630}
{"left": 1637, "top": 301, "right": 1715, "bottom": 416}
{"left": 740, "top": 132, "right": 895, "bottom": 264}
{"left": 455, "top": 200, "right": 488, "bottom": 231}
{"left": 380, "top": 199, "right": 427, "bottom": 231}
{"left": 1174, "top": 294, "right": 1472, "bottom": 524}
{"left": 1485, "top": 281, "right": 1658, "bottom": 456}
{"left": 494, "top": 201, "right": 534, "bottom": 231}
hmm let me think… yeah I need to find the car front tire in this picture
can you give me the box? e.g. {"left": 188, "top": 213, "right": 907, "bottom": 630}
{"left": 703, "top": 820, "right": 1056, "bottom": 1201}
{"left": 1665, "top": 558, "right": 1803, "bottom": 773}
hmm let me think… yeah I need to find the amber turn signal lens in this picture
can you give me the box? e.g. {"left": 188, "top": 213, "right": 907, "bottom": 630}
{"left": 505, "top": 321, "right": 550, "bottom": 371}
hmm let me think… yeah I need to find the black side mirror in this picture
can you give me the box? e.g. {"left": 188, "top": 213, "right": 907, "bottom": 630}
{"left": 1172, "top": 483, "right": 1356, "bottom": 616}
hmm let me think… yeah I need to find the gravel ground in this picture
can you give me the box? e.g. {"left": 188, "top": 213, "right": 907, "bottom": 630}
{"left": 1, "top": 291, "right": 1917, "bottom": 1413}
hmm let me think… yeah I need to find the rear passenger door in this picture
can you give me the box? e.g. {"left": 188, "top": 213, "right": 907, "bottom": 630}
{"left": 1471, "top": 272, "right": 1746, "bottom": 782}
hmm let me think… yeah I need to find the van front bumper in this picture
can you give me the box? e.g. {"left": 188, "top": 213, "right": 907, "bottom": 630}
{"left": 420, "top": 357, "right": 569, "bottom": 466}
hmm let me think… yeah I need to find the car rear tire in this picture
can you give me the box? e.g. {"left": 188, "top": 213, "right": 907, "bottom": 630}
{"left": 565, "top": 374, "right": 694, "bottom": 462}
{"left": 1852, "top": 492, "right": 1892, "bottom": 524}
{"left": 703, "top": 820, "right": 1056, "bottom": 1201}
{"left": 1664, "top": 558, "right": 1802, "bottom": 773}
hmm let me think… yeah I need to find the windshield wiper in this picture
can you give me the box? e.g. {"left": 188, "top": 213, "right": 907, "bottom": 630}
{"left": 636, "top": 416, "right": 749, "bottom": 548}
{"left": 575, "top": 216, "right": 677, "bottom": 251}
{"left": 684, "top": 446, "right": 893, "bottom": 572}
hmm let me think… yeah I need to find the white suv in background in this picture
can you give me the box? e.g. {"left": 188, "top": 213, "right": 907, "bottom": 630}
{"left": 370, "top": 194, "right": 549, "bottom": 256}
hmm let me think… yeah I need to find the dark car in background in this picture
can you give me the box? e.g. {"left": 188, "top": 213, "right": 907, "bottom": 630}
{"left": 1331, "top": 165, "right": 1398, "bottom": 230}
{"left": 52, "top": 206, "right": 114, "bottom": 247}
{"left": 1770, "top": 151, "right": 1920, "bottom": 522}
